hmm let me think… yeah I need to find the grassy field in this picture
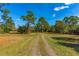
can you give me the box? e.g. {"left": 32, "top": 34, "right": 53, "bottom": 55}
{"left": 45, "top": 33, "right": 79, "bottom": 56}
{"left": 0, "top": 33, "right": 79, "bottom": 56}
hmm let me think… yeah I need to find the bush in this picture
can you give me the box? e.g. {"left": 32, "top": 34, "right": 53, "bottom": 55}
{"left": 2, "top": 24, "right": 11, "bottom": 33}
{"left": 75, "top": 27, "right": 79, "bottom": 35}
{"left": 17, "top": 26, "right": 26, "bottom": 33}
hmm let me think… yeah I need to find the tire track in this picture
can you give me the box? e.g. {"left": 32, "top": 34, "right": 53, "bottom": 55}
{"left": 40, "top": 34, "right": 56, "bottom": 56}
{"left": 32, "top": 35, "right": 41, "bottom": 56}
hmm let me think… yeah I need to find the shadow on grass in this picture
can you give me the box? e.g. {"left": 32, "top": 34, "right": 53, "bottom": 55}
{"left": 58, "top": 42, "right": 79, "bottom": 52}
{"left": 51, "top": 37, "right": 79, "bottom": 52}
{"left": 52, "top": 37, "right": 79, "bottom": 42}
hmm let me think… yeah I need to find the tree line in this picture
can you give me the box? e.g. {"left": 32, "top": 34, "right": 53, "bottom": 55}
{"left": 0, "top": 4, "right": 79, "bottom": 34}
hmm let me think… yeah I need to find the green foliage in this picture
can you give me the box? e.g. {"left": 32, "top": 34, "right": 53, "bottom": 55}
{"left": 21, "top": 11, "right": 36, "bottom": 33}
{"left": 6, "top": 17, "right": 15, "bottom": 31}
{"left": 0, "top": 8, "right": 15, "bottom": 33}
{"left": 1, "top": 24, "right": 15, "bottom": 33}
{"left": 18, "top": 26, "right": 26, "bottom": 33}
{"left": 4, "top": 26, "right": 11, "bottom": 33}
{"left": 36, "top": 17, "right": 50, "bottom": 32}
{"left": 55, "top": 20, "right": 64, "bottom": 33}
{"left": 35, "top": 23, "right": 41, "bottom": 32}
{"left": 75, "top": 27, "right": 79, "bottom": 35}
{"left": 21, "top": 11, "right": 35, "bottom": 24}
{"left": 63, "top": 16, "right": 79, "bottom": 34}
{"left": 50, "top": 25, "right": 55, "bottom": 32}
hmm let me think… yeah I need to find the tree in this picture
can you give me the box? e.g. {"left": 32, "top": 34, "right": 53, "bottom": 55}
{"left": 18, "top": 26, "right": 26, "bottom": 34}
{"left": 0, "top": 4, "right": 7, "bottom": 33}
{"left": 63, "top": 16, "right": 79, "bottom": 34}
{"left": 1, "top": 9, "right": 10, "bottom": 22}
{"left": 50, "top": 25, "right": 55, "bottom": 32}
{"left": 55, "top": 20, "right": 64, "bottom": 33}
{"left": 1, "top": 9, "right": 15, "bottom": 33}
{"left": 35, "top": 23, "right": 40, "bottom": 32}
{"left": 21, "top": 11, "right": 36, "bottom": 33}
{"left": 37, "top": 17, "right": 50, "bottom": 32}
{"left": 6, "top": 17, "right": 15, "bottom": 31}
{"left": 75, "top": 27, "right": 79, "bottom": 35}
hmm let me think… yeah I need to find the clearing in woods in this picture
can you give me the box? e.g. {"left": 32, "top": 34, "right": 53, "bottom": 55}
{"left": 0, "top": 33, "right": 79, "bottom": 56}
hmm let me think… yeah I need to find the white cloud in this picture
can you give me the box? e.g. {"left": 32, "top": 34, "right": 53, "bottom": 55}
{"left": 54, "top": 6, "right": 69, "bottom": 11}
{"left": 52, "top": 14, "right": 56, "bottom": 17}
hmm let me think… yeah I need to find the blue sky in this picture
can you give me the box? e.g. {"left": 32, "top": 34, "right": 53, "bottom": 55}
{"left": 2, "top": 3, "right": 79, "bottom": 28}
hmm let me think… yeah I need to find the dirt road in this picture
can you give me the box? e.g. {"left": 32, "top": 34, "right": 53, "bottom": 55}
{"left": 30, "top": 33, "right": 56, "bottom": 56}
{"left": 0, "top": 33, "right": 56, "bottom": 56}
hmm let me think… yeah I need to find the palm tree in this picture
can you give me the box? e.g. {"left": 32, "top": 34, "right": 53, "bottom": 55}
{"left": 21, "top": 11, "right": 36, "bottom": 33}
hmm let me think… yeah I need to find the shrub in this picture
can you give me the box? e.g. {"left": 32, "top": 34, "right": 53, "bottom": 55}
{"left": 75, "top": 27, "right": 79, "bottom": 35}
{"left": 17, "top": 26, "right": 26, "bottom": 33}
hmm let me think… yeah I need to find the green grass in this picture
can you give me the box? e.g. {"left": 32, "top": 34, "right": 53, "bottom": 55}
{"left": 46, "top": 34, "right": 79, "bottom": 56}
{"left": 0, "top": 33, "right": 79, "bottom": 56}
